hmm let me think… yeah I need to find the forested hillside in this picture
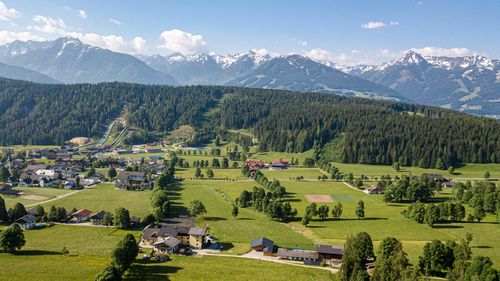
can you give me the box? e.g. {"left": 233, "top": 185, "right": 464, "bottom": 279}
{"left": 0, "top": 78, "right": 497, "bottom": 167}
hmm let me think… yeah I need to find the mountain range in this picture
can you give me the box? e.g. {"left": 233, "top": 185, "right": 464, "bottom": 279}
{"left": 0, "top": 37, "right": 498, "bottom": 116}
{"left": 0, "top": 37, "right": 176, "bottom": 85}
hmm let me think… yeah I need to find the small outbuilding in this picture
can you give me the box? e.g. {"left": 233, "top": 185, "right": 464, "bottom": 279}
{"left": 251, "top": 237, "right": 275, "bottom": 253}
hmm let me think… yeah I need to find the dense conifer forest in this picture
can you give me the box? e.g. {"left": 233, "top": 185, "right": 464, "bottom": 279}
{"left": 0, "top": 78, "right": 498, "bottom": 167}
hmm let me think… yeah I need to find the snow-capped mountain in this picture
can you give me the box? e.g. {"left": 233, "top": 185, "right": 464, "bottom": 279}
{"left": 342, "top": 51, "right": 500, "bottom": 116}
{"left": 226, "top": 54, "right": 400, "bottom": 100}
{"left": 0, "top": 37, "right": 176, "bottom": 84}
{"left": 139, "top": 50, "right": 271, "bottom": 84}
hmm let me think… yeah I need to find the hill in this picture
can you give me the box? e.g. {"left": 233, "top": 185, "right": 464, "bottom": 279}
{"left": 0, "top": 77, "right": 497, "bottom": 167}
{"left": 0, "top": 37, "right": 176, "bottom": 85}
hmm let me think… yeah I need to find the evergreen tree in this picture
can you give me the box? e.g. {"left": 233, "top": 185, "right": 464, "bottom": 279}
{"left": 355, "top": 200, "right": 365, "bottom": 219}
{"left": 0, "top": 196, "right": 9, "bottom": 222}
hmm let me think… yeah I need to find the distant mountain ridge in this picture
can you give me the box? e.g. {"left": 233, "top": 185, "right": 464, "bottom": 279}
{"left": 0, "top": 62, "right": 59, "bottom": 84}
{"left": 140, "top": 52, "right": 401, "bottom": 101}
{"left": 341, "top": 51, "right": 500, "bottom": 117}
{"left": 0, "top": 37, "right": 498, "bottom": 116}
{"left": 0, "top": 37, "right": 176, "bottom": 85}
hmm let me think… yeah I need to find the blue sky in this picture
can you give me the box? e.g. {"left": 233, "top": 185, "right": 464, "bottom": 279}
{"left": 0, "top": 0, "right": 498, "bottom": 65}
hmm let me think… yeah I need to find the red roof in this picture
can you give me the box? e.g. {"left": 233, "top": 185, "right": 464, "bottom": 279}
{"left": 72, "top": 209, "right": 92, "bottom": 218}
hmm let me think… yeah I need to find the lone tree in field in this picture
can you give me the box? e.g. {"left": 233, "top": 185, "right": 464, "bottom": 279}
{"left": 484, "top": 171, "right": 491, "bottom": 180}
{"left": 206, "top": 168, "right": 214, "bottom": 179}
{"left": 232, "top": 205, "right": 239, "bottom": 219}
{"left": 0, "top": 224, "right": 26, "bottom": 253}
{"left": 114, "top": 207, "right": 130, "bottom": 229}
{"left": 392, "top": 162, "right": 400, "bottom": 171}
{"left": 188, "top": 200, "right": 207, "bottom": 217}
{"left": 301, "top": 214, "right": 311, "bottom": 226}
{"left": 318, "top": 205, "right": 329, "bottom": 221}
{"left": 356, "top": 200, "right": 365, "bottom": 219}
{"left": 332, "top": 202, "right": 343, "bottom": 220}
{"left": 195, "top": 167, "right": 202, "bottom": 179}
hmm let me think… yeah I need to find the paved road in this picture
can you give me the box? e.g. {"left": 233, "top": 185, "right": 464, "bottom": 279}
{"left": 196, "top": 250, "right": 338, "bottom": 273}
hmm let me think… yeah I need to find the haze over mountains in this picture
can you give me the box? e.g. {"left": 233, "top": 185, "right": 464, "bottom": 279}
{"left": 0, "top": 37, "right": 498, "bottom": 117}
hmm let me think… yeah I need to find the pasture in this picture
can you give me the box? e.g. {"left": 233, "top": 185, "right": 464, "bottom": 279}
{"left": 38, "top": 184, "right": 152, "bottom": 217}
{"left": 0, "top": 225, "right": 135, "bottom": 281}
{"left": 124, "top": 255, "right": 335, "bottom": 281}
{"left": 2, "top": 187, "right": 73, "bottom": 208}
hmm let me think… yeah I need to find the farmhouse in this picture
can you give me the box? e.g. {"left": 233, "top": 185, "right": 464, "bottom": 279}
{"left": 364, "top": 185, "right": 383, "bottom": 194}
{"left": 269, "top": 159, "right": 289, "bottom": 170}
{"left": 153, "top": 236, "right": 181, "bottom": 254}
{"left": 89, "top": 210, "right": 106, "bottom": 225}
{"left": 316, "top": 244, "right": 343, "bottom": 260}
{"left": 115, "top": 171, "right": 153, "bottom": 190}
{"left": 442, "top": 181, "right": 454, "bottom": 188}
{"left": 142, "top": 222, "right": 208, "bottom": 251}
{"left": 16, "top": 214, "right": 38, "bottom": 230}
{"left": 251, "top": 237, "right": 275, "bottom": 253}
{"left": 277, "top": 248, "right": 319, "bottom": 262}
{"left": 70, "top": 209, "right": 93, "bottom": 223}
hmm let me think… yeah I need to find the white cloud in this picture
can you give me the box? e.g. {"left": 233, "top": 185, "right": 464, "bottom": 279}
{"left": 158, "top": 29, "right": 208, "bottom": 54}
{"left": 78, "top": 10, "right": 87, "bottom": 19}
{"left": 0, "top": 1, "right": 20, "bottom": 22}
{"left": 28, "top": 15, "right": 147, "bottom": 54}
{"left": 0, "top": 30, "right": 43, "bottom": 45}
{"left": 251, "top": 48, "right": 270, "bottom": 56}
{"left": 409, "top": 47, "right": 477, "bottom": 57}
{"left": 132, "top": 36, "right": 147, "bottom": 52}
{"left": 361, "top": 21, "right": 386, "bottom": 29}
{"left": 29, "top": 15, "right": 67, "bottom": 35}
{"left": 390, "top": 21, "right": 399, "bottom": 26}
{"left": 109, "top": 18, "right": 122, "bottom": 25}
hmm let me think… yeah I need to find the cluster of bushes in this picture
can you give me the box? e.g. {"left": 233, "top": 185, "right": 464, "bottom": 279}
{"left": 383, "top": 175, "right": 440, "bottom": 203}
{"left": 95, "top": 234, "right": 139, "bottom": 281}
{"left": 455, "top": 181, "right": 499, "bottom": 216}
{"left": 402, "top": 201, "right": 466, "bottom": 227}
{"left": 236, "top": 186, "right": 297, "bottom": 222}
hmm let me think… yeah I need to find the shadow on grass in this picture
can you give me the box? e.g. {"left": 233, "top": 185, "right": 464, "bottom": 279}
{"left": 219, "top": 242, "right": 235, "bottom": 251}
{"left": 472, "top": 245, "right": 493, "bottom": 249}
{"left": 16, "top": 250, "right": 63, "bottom": 256}
{"left": 204, "top": 217, "right": 227, "bottom": 221}
{"left": 307, "top": 225, "right": 326, "bottom": 229}
{"left": 432, "top": 225, "right": 464, "bottom": 229}
{"left": 125, "top": 261, "right": 182, "bottom": 281}
{"left": 282, "top": 198, "right": 301, "bottom": 203}
{"left": 320, "top": 217, "right": 388, "bottom": 222}
{"left": 237, "top": 218, "right": 255, "bottom": 221}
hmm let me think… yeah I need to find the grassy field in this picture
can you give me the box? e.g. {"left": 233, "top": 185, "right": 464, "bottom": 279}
{"left": 0, "top": 145, "right": 60, "bottom": 151}
{"left": 124, "top": 255, "right": 335, "bottom": 281}
{"left": 262, "top": 168, "right": 326, "bottom": 180}
{"left": 210, "top": 179, "right": 500, "bottom": 266}
{"left": 168, "top": 180, "right": 315, "bottom": 254}
{"left": 3, "top": 187, "right": 73, "bottom": 208}
{"left": 0, "top": 225, "right": 137, "bottom": 281}
{"left": 175, "top": 167, "right": 245, "bottom": 180}
{"left": 250, "top": 150, "right": 314, "bottom": 164}
{"left": 330, "top": 162, "right": 500, "bottom": 178}
{"left": 39, "top": 184, "right": 152, "bottom": 217}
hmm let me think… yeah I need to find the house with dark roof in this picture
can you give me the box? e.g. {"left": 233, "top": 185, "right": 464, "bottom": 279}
{"left": 251, "top": 237, "right": 275, "bottom": 253}
{"left": 153, "top": 236, "right": 181, "bottom": 254}
{"left": 89, "top": 210, "right": 106, "bottom": 225}
{"left": 141, "top": 221, "right": 208, "bottom": 250}
{"left": 316, "top": 244, "right": 344, "bottom": 260}
{"left": 16, "top": 214, "right": 38, "bottom": 230}
{"left": 277, "top": 248, "right": 319, "bottom": 262}
{"left": 115, "top": 171, "right": 153, "bottom": 190}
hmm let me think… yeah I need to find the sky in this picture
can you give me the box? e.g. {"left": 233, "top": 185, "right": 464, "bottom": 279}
{"left": 0, "top": 0, "right": 499, "bottom": 65}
